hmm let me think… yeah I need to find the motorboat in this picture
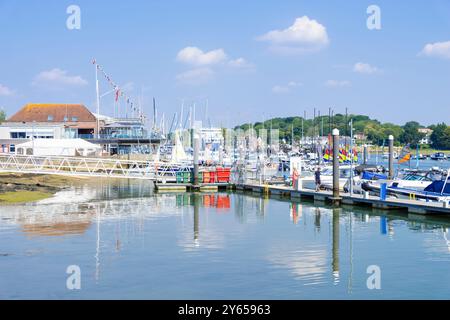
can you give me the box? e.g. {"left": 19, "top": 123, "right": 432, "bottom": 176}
{"left": 362, "top": 179, "right": 450, "bottom": 203}
{"left": 430, "top": 152, "right": 447, "bottom": 161}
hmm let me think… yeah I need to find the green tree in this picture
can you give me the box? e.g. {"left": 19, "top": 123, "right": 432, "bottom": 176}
{"left": 0, "top": 110, "right": 6, "bottom": 122}
{"left": 399, "top": 121, "right": 425, "bottom": 146}
{"left": 431, "top": 123, "right": 450, "bottom": 149}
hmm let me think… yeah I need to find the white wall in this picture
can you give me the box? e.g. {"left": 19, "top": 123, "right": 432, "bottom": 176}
{"left": 0, "top": 127, "right": 10, "bottom": 139}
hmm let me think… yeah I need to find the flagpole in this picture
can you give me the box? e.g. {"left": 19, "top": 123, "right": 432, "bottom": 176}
{"left": 94, "top": 59, "right": 101, "bottom": 139}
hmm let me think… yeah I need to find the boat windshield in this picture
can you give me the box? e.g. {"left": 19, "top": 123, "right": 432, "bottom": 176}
{"left": 403, "top": 174, "right": 432, "bottom": 181}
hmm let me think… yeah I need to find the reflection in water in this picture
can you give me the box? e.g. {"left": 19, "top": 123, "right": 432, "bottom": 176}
{"left": 290, "top": 203, "right": 303, "bottom": 224}
{"left": 193, "top": 194, "right": 200, "bottom": 247}
{"left": 332, "top": 208, "right": 340, "bottom": 285}
{"left": 1, "top": 181, "right": 450, "bottom": 299}
{"left": 314, "top": 207, "right": 321, "bottom": 231}
{"left": 95, "top": 206, "right": 100, "bottom": 282}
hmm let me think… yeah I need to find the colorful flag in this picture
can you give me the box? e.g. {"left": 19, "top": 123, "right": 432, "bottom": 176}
{"left": 398, "top": 144, "right": 412, "bottom": 164}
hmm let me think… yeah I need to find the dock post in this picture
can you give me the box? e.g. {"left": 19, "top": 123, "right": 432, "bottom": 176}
{"left": 388, "top": 135, "right": 394, "bottom": 180}
{"left": 193, "top": 129, "right": 200, "bottom": 187}
{"left": 363, "top": 145, "right": 368, "bottom": 165}
{"left": 331, "top": 128, "right": 341, "bottom": 205}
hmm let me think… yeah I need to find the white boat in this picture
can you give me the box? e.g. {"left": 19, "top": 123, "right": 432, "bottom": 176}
{"left": 301, "top": 166, "right": 358, "bottom": 191}
{"left": 360, "top": 169, "right": 444, "bottom": 192}
{"left": 362, "top": 179, "right": 450, "bottom": 204}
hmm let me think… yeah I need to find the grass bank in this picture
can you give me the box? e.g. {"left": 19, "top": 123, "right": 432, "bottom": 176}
{"left": 0, "top": 173, "right": 87, "bottom": 204}
{"left": 0, "top": 190, "right": 53, "bottom": 204}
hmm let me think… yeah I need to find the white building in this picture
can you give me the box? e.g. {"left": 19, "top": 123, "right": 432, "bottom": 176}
{"left": 15, "top": 139, "right": 102, "bottom": 157}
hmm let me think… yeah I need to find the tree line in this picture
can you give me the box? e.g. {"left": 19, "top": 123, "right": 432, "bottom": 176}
{"left": 236, "top": 114, "right": 450, "bottom": 150}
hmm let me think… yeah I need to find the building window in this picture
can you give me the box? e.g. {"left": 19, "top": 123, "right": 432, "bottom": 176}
{"left": 10, "top": 145, "right": 15, "bottom": 153}
{"left": 48, "top": 115, "right": 54, "bottom": 121}
{"left": 11, "top": 132, "right": 26, "bottom": 139}
{"left": 64, "top": 116, "right": 68, "bottom": 122}
{"left": 72, "top": 117, "right": 78, "bottom": 122}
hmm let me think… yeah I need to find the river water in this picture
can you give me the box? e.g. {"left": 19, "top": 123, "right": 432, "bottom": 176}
{"left": 0, "top": 179, "right": 449, "bottom": 299}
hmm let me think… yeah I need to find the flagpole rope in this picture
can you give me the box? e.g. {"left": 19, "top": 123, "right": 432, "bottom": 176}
{"left": 92, "top": 59, "right": 147, "bottom": 123}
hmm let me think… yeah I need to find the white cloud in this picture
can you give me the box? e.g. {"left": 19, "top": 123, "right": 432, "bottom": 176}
{"left": 353, "top": 62, "right": 380, "bottom": 74}
{"left": 0, "top": 84, "right": 14, "bottom": 96}
{"left": 32, "top": 68, "right": 88, "bottom": 88}
{"left": 272, "top": 81, "right": 303, "bottom": 94}
{"left": 175, "top": 68, "right": 214, "bottom": 85}
{"left": 288, "top": 81, "right": 303, "bottom": 87}
{"left": 258, "top": 16, "right": 329, "bottom": 54}
{"left": 325, "top": 80, "right": 351, "bottom": 88}
{"left": 420, "top": 41, "right": 450, "bottom": 59}
{"left": 228, "top": 57, "right": 252, "bottom": 69}
{"left": 176, "top": 47, "right": 227, "bottom": 66}
{"left": 272, "top": 85, "right": 290, "bottom": 94}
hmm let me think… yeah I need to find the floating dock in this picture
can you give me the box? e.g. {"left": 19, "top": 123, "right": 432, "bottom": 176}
{"left": 236, "top": 183, "right": 450, "bottom": 215}
{"left": 153, "top": 180, "right": 450, "bottom": 215}
{"left": 154, "top": 182, "right": 231, "bottom": 193}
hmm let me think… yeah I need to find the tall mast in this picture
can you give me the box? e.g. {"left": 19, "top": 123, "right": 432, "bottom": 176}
{"left": 153, "top": 97, "right": 157, "bottom": 131}
{"left": 328, "top": 107, "right": 331, "bottom": 136}
{"left": 291, "top": 124, "right": 294, "bottom": 146}
{"left": 301, "top": 115, "right": 304, "bottom": 146}
{"left": 180, "top": 100, "right": 184, "bottom": 130}
{"left": 94, "top": 59, "right": 100, "bottom": 138}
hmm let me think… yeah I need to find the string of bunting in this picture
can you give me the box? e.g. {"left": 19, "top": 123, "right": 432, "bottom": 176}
{"left": 92, "top": 59, "right": 147, "bottom": 123}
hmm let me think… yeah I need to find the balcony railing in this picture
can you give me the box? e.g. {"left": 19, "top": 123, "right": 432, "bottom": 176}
{"left": 78, "top": 134, "right": 152, "bottom": 140}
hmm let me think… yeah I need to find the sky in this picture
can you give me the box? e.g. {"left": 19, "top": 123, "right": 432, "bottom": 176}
{"left": 0, "top": 0, "right": 449, "bottom": 128}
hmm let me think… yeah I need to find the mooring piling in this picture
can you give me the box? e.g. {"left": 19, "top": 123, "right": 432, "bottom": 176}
{"left": 388, "top": 135, "right": 394, "bottom": 180}
{"left": 363, "top": 145, "right": 368, "bottom": 165}
{"left": 332, "top": 128, "right": 341, "bottom": 205}
{"left": 193, "top": 129, "right": 200, "bottom": 187}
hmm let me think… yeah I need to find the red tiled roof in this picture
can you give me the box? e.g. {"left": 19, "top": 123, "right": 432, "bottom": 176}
{"left": 7, "top": 104, "right": 96, "bottom": 123}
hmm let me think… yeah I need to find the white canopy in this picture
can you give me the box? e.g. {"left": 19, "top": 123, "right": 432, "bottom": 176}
{"left": 16, "top": 139, "right": 102, "bottom": 157}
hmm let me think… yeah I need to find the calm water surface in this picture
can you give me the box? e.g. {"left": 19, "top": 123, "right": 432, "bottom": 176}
{"left": 0, "top": 179, "right": 449, "bottom": 299}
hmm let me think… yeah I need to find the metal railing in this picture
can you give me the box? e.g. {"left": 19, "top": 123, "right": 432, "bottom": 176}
{"left": 0, "top": 154, "right": 193, "bottom": 181}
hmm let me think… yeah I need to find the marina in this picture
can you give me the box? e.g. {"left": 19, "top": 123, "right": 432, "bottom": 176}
{"left": 1, "top": 1, "right": 450, "bottom": 303}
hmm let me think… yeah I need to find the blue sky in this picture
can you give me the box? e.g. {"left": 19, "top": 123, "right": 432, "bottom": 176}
{"left": 0, "top": 0, "right": 449, "bottom": 127}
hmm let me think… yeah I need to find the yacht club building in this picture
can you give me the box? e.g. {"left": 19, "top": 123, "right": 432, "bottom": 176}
{"left": 0, "top": 103, "right": 161, "bottom": 155}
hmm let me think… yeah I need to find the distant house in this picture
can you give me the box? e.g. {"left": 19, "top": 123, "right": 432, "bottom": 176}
{"left": 418, "top": 128, "right": 433, "bottom": 145}
{"left": 354, "top": 133, "right": 367, "bottom": 141}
